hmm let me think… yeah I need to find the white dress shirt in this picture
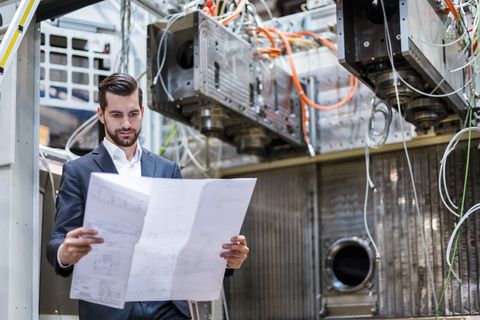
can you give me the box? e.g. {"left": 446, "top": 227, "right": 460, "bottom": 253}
{"left": 102, "top": 138, "right": 143, "bottom": 177}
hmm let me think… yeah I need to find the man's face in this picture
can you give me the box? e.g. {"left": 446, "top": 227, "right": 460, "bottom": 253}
{"left": 98, "top": 90, "right": 144, "bottom": 148}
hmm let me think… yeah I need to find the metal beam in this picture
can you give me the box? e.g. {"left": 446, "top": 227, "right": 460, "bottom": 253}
{"left": 0, "top": 0, "right": 41, "bottom": 86}
{"left": 0, "top": 20, "right": 40, "bottom": 320}
{"left": 131, "top": 0, "right": 172, "bottom": 18}
{"left": 217, "top": 132, "right": 480, "bottom": 176}
{"left": 36, "top": 0, "right": 104, "bottom": 21}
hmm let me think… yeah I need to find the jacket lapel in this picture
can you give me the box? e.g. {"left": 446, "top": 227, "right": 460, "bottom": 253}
{"left": 92, "top": 143, "right": 118, "bottom": 173}
{"left": 141, "top": 149, "right": 155, "bottom": 177}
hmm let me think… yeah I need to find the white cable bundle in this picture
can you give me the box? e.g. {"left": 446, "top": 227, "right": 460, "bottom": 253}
{"left": 441, "top": 127, "right": 480, "bottom": 281}
{"left": 438, "top": 127, "right": 480, "bottom": 217}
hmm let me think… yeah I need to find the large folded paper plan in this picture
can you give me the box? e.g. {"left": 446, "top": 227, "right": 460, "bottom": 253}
{"left": 70, "top": 172, "right": 256, "bottom": 309}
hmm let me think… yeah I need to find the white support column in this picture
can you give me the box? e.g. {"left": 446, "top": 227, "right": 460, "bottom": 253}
{"left": 0, "top": 20, "right": 40, "bottom": 319}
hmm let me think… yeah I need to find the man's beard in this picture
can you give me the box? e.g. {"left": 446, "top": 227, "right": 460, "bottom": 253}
{"left": 104, "top": 121, "right": 141, "bottom": 147}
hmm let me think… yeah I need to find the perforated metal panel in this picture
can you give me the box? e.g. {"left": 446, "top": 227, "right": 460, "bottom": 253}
{"left": 40, "top": 23, "right": 118, "bottom": 110}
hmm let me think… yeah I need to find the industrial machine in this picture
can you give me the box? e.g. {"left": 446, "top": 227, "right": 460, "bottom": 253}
{"left": 337, "top": 0, "right": 470, "bottom": 132}
{"left": 147, "top": 10, "right": 306, "bottom": 157}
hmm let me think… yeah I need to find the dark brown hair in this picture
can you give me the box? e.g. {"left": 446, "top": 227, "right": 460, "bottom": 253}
{"left": 98, "top": 73, "right": 143, "bottom": 112}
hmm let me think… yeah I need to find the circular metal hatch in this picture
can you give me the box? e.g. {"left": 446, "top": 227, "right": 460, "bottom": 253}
{"left": 323, "top": 237, "right": 375, "bottom": 293}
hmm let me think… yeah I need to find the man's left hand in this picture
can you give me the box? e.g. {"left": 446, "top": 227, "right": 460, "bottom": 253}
{"left": 220, "top": 235, "right": 249, "bottom": 269}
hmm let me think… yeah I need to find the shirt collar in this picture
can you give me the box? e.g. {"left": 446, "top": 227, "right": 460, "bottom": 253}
{"left": 102, "top": 138, "right": 143, "bottom": 163}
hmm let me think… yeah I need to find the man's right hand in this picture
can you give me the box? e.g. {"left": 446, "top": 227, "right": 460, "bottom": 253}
{"left": 59, "top": 227, "right": 104, "bottom": 266}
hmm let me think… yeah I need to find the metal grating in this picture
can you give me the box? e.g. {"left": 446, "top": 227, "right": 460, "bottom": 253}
{"left": 40, "top": 23, "right": 118, "bottom": 111}
{"left": 224, "top": 165, "right": 319, "bottom": 319}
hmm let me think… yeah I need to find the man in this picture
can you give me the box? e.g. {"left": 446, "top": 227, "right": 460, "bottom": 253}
{"left": 46, "top": 73, "right": 249, "bottom": 320}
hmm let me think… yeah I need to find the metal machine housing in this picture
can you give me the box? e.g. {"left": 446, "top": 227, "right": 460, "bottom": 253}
{"left": 147, "top": 11, "right": 305, "bottom": 156}
{"left": 336, "top": 0, "right": 469, "bottom": 131}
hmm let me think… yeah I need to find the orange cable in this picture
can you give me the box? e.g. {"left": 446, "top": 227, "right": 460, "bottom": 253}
{"left": 219, "top": 0, "right": 247, "bottom": 25}
{"left": 301, "top": 100, "right": 313, "bottom": 149}
{"left": 271, "top": 28, "right": 358, "bottom": 111}
{"left": 296, "top": 30, "right": 337, "bottom": 51}
{"left": 256, "top": 47, "right": 282, "bottom": 58}
{"left": 267, "top": 28, "right": 359, "bottom": 154}
{"left": 254, "top": 27, "right": 282, "bottom": 58}
{"left": 256, "top": 27, "right": 276, "bottom": 47}
{"left": 444, "top": 0, "right": 460, "bottom": 20}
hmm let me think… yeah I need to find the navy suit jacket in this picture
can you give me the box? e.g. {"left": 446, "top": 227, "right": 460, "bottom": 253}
{"left": 46, "top": 143, "right": 189, "bottom": 317}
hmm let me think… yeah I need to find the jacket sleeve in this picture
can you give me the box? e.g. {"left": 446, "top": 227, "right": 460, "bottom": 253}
{"left": 46, "top": 161, "right": 86, "bottom": 277}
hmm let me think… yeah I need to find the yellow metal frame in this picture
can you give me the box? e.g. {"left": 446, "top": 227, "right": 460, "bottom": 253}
{"left": 0, "top": 0, "right": 40, "bottom": 78}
